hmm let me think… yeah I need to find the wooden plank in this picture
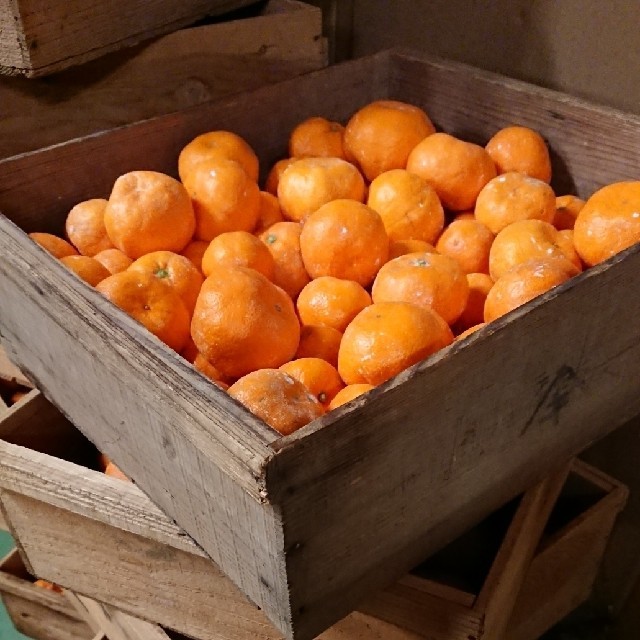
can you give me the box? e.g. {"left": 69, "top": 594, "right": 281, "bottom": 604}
{"left": 0, "top": 344, "right": 31, "bottom": 386}
{"left": 0, "top": 0, "right": 326, "bottom": 158}
{"left": 0, "top": 0, "right": 25, "bottom": 70}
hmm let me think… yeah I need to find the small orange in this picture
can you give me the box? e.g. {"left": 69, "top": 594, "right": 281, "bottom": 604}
{"left": 60, "top": 255, "right": 111, "bottom": 286}
{"left": 289, "top": 116, "right": 346, "bottom": 159}
{"left": 104, "top": 171, "right": 195, "bottom": 259}
{"left": 280, "top": 357, "right": 345, "bottom": 407}
{"left": 201, "top": 231, "right": 276, "bottom": 280}
{"left": 344, "top": 100, "right": 436, "bottom": 181}
{"left": 105, "top": 461, "right": 130, "bottom": 482}
{"left": 454, "top": 273, "right": 494, "bottom": 332}
{"left": 553, "top": 195, "right": 585, "bottom": 231}
{"left": 97, "top": 271, "right": 191, "bottom": 352}
{"left": 178, "top": 130, "right": 259, "bottom": 183}
{"left": 388, "top": 239, "right": 437, "bottom": 259}
{"left": 264, "top": 157, "right": 298, "bottom": 196}
{"left": 180, "top": 336, "right": 200, "bottom": 363}
{"left": 327, "top": 383, "right": 375, "bottom": 410}
{"left": 296, "top": 277, "right": 372, "bottom": 333}
{"left": 191, "top": 266, "right": 300, "bottom": 379}
{"left": 484, "top": 258, "right": 574, "bottom": 323}
{"left": 10, "top": 390, "right": 28, "bottom": 405}
{"left": 29, "top": 232, "right": 78, "bottom": 259}
{"left": 34, "top": 580, "right": 63, "bottom": 593}
{"left": 435, "top": 219, "right": 495, "bottom": 275}
{"left": 181, "top": 240, "right": 209, "bottom": 272}
{"left": 193, "top": 353, "right": 227, "bottom": 386}
{"left": 182, "top": 157, "right": 261, "bottom": 241}
{"left": 485, "top": 126, "right": 552, "bottom": 183}
{"left": 455, "top": 323, "right": 486, "bottom": 341}
{"left": 406, "top": 133, "right": 497, "bottom": 211}
{"left": 372, "top": 252, "right": 469, "bottom": 325}
{"left": 300, "top": 199, "right": 389, "bottom": 287}
{"left": 93, "top": 248, "right": 133, "bottom": 275}
{"left": 474, "top": 172, "right": 556, "bottom": 234}
{"left": 573, "top": 181, "right": 640, "bottom": 267}
{"left": 453, "top": 211, "right": 476, "bottom": 221}
{"left": 367, "top": 169, "right": 445, "bottom": 244}
{"left": 65, "top": 198, "right": 114, "bottom": 257}
{"left": 259, "top": 222, "right": 311, "bottom": 299}
{"left": 294, "top": 325, "right": 343, "bottom": 367}
{"left": 338, "top": 301, "right": 453, "bottom": 386}
{"left": 277, "top": 157, "right": 366, "bottom": 222}
{"left": 128, "top": 250, "right": 204, "bottom": 314}
{"left": 254, "top": 191, "right": 284, "bottom": 233}
{"left": 228, "top": 369, "right": 324, "bottom": 435}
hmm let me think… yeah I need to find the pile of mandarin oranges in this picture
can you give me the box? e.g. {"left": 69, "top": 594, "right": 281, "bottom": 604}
{"left": 29, "top": 100, "right": 640, "bottom": 437}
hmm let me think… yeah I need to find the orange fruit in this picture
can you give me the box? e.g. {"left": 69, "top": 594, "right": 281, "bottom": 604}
{"left": 29, "top": 232, "right": 78, "bottom": 259}
{"left": 180, "top": 336, "right": 200, "bottom": 363}
{"left": 435, "top": 219, "right": 495, "bottom": 275}
{"left": 327, "top": 383, "right": 375, "bottom": 410}
{"left": 299, "top": 199, "right": 389, "bottom": 287}
{"left": 344, "top": 100, "right": 436, "bottom": 181}
{"left": 96, "top": 271, "right": 191, "bottom": 352}
{"left": 277, "top": 157, "right": 366, "bottom": 222}
{"left": 389, "top": 239, "right": 437, "bottom": 259}
{"left": 294, "top": 325, "right": 342, "bottom": 367}
{"left": 484, "top": 258, "right": 574, "bottom": 323}
{"left": 489, "top": 219, "right": 582, "bottom": 281}
{"left": 573, "top": 181, "right": 640, "bottom": 267}
{"left": 406, "top": 133, "right": 497, "bottom": 211}
{"left": 338, "top": 301, "right": 453, "bottom": 385}
{"left": 289, "top": 116, "right": 346, "bottom": 159}
{"left": 454, "top": 273, "right": 494, "bottom": 332}
{"left": 60, "top": 255, "right": 111, "bottom": 286}
{"left": 453, "top": 211, "right": 476, "bottom": 221}
{"left": 296, "top": 277, "right": 372, "bottom": 333}
{"left": 182, "top": 157, "right": 261, "bottom": 241}
{"left": 372, "top": 252, "right": 469, "bottom": 325}
{"left": 201, "top": 231, "right": 276, "bottom": 280}
{"left": 105, "top": 461, "right": 130, "bottom": 482}
{"left": 553, "top": 195, "right": 585, "bottom": 231}
{"left": 34, "top": 580, "right": 63, "bottom": 593}
{"left": 193, "top": 353, "right": 227, "bottom": 386}
{"left": 191, "top": 266, "right": 300, "bottom": 378}
{"left": 128, "top": 250, "right": 204, "bottom": 314}
{"left": 178, "top": 130, "right": 259, "bottom": 183}
{"left": 474, "top": 172, "right": 556, "bottom": 234}
{"left": 264, "top": 157, "right": 298, "bottom": 196}
{"left": 485, "top": 126, "right": 552, "bottom": 183}
{"left": 181, "top": 240, "right": 209, "bottom": 273}
{"left": 259, "top": 222, "right": 311, "bottom": 299}
{"left": 280, "top": 357, "right": 345, "bottom": 408}
{"left": 455, "top": 323, "right": 486, "bottom": 341}
{"left": 228, "top": 369, "right": 323, "bottom": 435}
{"left": 254, "top": 191, "right": 284, "bottom": 233}
{"left": 65, "top": 198, "right": 114, "bottom": 257}
{"left": 367, "top": 169, "right": 445, "bottom": 244}
{"left": 10, "top": 390, "right": 28, "bottom": 405}
{"left": 104, "top": 171, "right": 195, "bottom": 259}
{"left": 93, "top": 248, "right": 133, "bottom": 275}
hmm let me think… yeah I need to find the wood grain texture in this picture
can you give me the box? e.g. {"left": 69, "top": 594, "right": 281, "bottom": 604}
{"left": 0, "top": 0, "right": 326, "bottom": 158}
{"left": 0, "top": 0, "right": 259, "bottom": 76}
{"left": 0, "top": 0, "right": 25, "bottom": 70}
{"left": 0, "top": 344, "right": 31, "bottom": 387}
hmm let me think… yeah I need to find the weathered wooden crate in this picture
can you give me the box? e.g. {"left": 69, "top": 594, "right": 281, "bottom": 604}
{"left": 1, "top": 49, "right": 640, "bottom": 639}
{"left": 0, "top": 0, "right": 261, "bottom": 77}
{"left": 0, "top": 0, "right": 327, "bottom": 159}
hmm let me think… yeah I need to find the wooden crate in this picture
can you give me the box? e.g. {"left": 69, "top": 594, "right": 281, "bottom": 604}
{"left": 1, "top": 49, "right": 640, "bottom": 640}
{"left": 0, "top": 0, "right": 261, "bottom": 77}
{"left": 0, "top": 0, "right": 327, "bottom": 159}
{"left": 0, "top": 548, "right": 96, "bottom": 640}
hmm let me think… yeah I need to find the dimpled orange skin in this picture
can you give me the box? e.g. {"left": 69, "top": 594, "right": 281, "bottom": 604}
{"left": 299, "top": 199, "right": 389, "bottom": 287}
{"left": 573, "top": 181, "right": 640, "bottom": 267}
{"left": 191, "top": 266, "right": 300, "bottom": 379}
{"left": 228, "top": 369, "right": 324, "bottom": 435}
{"left": 277, "top": 157, "right": 366, "bottom": 222}
{"left": 484, "top": 258, "right": 574, "bottom": 323}
{"left": 454, "top": 273, "right": 494, "bottom": 333}
{"left": 338, "top": 301, "right": 454, "bottom": 386}
{"left": 201, "top": 231, "right": 276, "bottom": 281}
{"left": 104, "top": 171, "right": 196, "bottom": 259}
{"left": 328, "top": 383, "right": 375, "bottom": 410}
{"left": 65, "top": 198, "right": 114, "bottom": 257}
{"left": 94, "top": 248, "right": 133, "bottom": 274}
{"left": 96, "top": 271, "right": 191, "bottom": 352}
{"left": 367, "top": 169, "right": 445, "bottom": 244}
{"left": 489, "top": 219, "right": 582, "bottom": 281}
{"left": 344, "top": 100, "right": 436, "bottom": 181}
{"left": 435, "top": 219, "right": 495, "bottom": 275}
{"left": 289, "top": 117, "right": 347, "bottom": 159}
{"left": 406, "top": 133, "right": 497, "bottom": 211}
{"left": 485, "top": 126, "right": 552, "bottom": 183}
{"left": 372, "top": 252, "right": 469, "bottom": 326}
{"left": 182, "top": 157, "right": 261, "bottom": 241}
{"left": 280, "top": 357, "right": 345, "bottom": 408}
{"left": 60, "top": 255, "right": 111, "bottom": 286}
{"left": 294, "top": 324, "right": 343, "bottom": 367}
{"left": 474, "top": 172, "right": 556, "bottom": 234}
{"left": 553, "top": 195, "right": 585, "bottom": 231}
{"left": 29, "top": 232, "right": 78, "bottom": 259}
